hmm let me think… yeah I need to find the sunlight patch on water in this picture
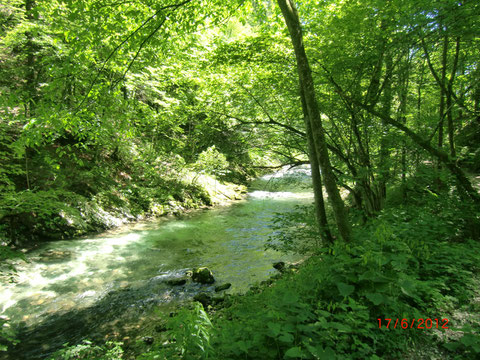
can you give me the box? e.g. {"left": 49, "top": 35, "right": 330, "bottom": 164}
{"left": 0, "top": 289, "right": 15, "bottom": 313}
{"left": 163, "top": 222, "right": 190, "bottom": 230}
{"left": 103, "top": 232, "right": 142, "bottom": 245}
{"left": 81, "top": 232, "right": 142, "bottom": 245}
{"left": 0, "top": 233, "right": 145, "bottom": 316}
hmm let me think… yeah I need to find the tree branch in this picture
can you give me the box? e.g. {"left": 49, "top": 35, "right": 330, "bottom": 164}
{"left": 75, "top": 0, "right": 192, "bottom": 112}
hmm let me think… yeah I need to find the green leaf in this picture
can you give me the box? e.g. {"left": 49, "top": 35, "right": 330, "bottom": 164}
{"left": 278, "top": 333, "right": 294, "bottom": 343}
{"left": 460, "top": 334, "right": 480, "bottom": 349}
{"left": 365, "top": 292, "right": 384, "bottom": 305}
{"left": 267, "top": 322, "right": 282, "bottom": 336}
{"left": 284, "top": 347, "right": 304, "bottom": 358}
{"left": 399, "top": 278, "right": 416, "bottom": 297}
{"left": 323, "top": 347, "right": 336, "bottom": 359}
{"left": 329, "top": 322, "right": 352, "bottom": 332}
{"left": 336, "top": 282, "right": 354, "bottom": 297}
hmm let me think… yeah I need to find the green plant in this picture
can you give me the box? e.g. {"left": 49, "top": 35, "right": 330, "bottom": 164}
{"left": 141, "top": 302, "right": 213, "bottom": 360}
{"left": 0, "top": 316, "right": 19, "bottom": 352}
{"left": 48, "top": 339, "right": 123, "bottom": 360}
{"left": 194, "top": 201, "right": 480, "bottom": 359}
{"left": 193, "top": 146, "right": 229, "bottom": 178}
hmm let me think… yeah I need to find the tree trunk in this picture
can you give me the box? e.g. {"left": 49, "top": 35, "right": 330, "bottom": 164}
{"left": 300, "top": 87, "right": 333, "bottom": 243}
{"left": 446, "top": 37, "right": 460, "bottom": 159}
{"left": 398, "top": 51, "right": 411, "bottom": 202}
{"left": 361, "top": 105, "right": 479, "bottom": 203}
{"left": 438, "top": 34, "right": 448, "bottom": 152}
{"left": 378, "top": 52, "right": 393, "bottom": 208}
{"left": 25, "top": 0, "right": 37, "bottom": 117}
{"left": 277, "top": 0, "right": 351, "bottom": 242}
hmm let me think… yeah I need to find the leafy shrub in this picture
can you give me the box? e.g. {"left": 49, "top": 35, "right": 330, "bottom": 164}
{"left": 140, "top": 302, "right": 212, "bottom": 360}
{"left": 0, "top": 315, "right": 19, "bottom": 352}
{"left": 193, "top": 146, "right": 229, "bottom": 177}
{"left": 48, "top": 339, "right": 123, "bottom": 360}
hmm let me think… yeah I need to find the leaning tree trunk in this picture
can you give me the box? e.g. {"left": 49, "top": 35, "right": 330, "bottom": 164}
{"left": 300, "top": 87, "right": 333, "bottom": 243}
{"left": 277, "top": 0, "right": 351, "bottom": 242}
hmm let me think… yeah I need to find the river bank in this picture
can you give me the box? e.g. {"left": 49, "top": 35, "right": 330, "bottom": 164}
{"left": 1, "top": 167, "right": 313, "bottom": 359}
{"left": 4, "top": 172, "right": 247, "bottom": 249}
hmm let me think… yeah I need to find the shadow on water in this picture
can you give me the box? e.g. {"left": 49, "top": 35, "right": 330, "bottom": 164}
{"left": 2, "top": 273, "right": 209, "bottom": 360}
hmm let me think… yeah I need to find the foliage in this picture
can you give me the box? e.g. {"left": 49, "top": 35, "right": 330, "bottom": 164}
{"left": 48, "top": 340, "right": 123, "bottom": 360}
{"left": 266, "top": 204, "right": 320, "bottom": 254}
{"left": 192, "top": 146, "right": 229, "bottom": 178}
{"left": 159, "top": 198, "right": 480, "bottom": 359}
{"left": 1, "top": 0, "right": 479, "bottom": 357}
{"left": 0, "top": 316, "right": 19, "bottom": 352}
{"left": 140, "top": 302, "right": 212, "bottom": 360}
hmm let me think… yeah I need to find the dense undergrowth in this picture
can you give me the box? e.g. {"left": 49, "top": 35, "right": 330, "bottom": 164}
{"left": 199, "top": 217, "right": 480, "bottom": 359}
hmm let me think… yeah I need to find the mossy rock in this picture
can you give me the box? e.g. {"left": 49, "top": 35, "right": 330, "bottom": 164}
{"left": 191, "top": 267, "right": 215, "bottom": 284}
{"left": 215, "top": 283, "right": 231, "bottom": 292}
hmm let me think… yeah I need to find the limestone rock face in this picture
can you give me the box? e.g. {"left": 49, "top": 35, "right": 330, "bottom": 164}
{"left": 191, "top": 267, "right": 215, "bottom": 284}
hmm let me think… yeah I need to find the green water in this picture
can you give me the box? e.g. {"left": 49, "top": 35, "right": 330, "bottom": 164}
{"left": 0, "top": 168, "right": 313, "bottom": 359}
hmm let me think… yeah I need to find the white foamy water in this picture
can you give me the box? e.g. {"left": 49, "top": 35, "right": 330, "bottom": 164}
{"left": 247, "top": 190, "right": 313, "bottom": 200}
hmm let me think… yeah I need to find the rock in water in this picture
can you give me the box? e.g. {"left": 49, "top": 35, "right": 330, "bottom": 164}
{"left": 193, "top": 293, "right": 212, "bottom": 307}
{"left": 215, "top": 283, "right": 231, "bottom": 292}
{"left": 166, "top": 278, "right": 187, "bottom": 286}
{"left": 273, "top": 261, "right": 286, "bottom": 272}
{"left": 39, "top": 250, "right": 72, "bottom": 263}
{"left": 191, "top": 267, "right": 215, "bottom": 284}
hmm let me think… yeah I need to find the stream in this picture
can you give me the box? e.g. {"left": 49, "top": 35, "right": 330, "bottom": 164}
{"left": 0, "top": 166, "right": 313, "bottom": 359}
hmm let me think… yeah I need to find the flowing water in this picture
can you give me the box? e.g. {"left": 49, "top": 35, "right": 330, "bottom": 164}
{"left": 0, "top": 167, "right": 313, "bottom": 359}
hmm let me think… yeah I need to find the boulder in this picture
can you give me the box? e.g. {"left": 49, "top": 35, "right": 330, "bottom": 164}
{"left": 215, "top": 283, "right": 231, "bottom": 292}
{"left": 273, "top": 261, "right": 286, "bottom": 272}
{"left": 191, "top": 267, "right": 215, "bottom": 284}
{"left": 193, "top": 293, "right": 212, "bottom": 307}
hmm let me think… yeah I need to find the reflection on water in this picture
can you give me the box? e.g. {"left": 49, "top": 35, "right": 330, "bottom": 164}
{"left": 0, "top": 165, "right": 313, "bottom": 359}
